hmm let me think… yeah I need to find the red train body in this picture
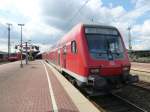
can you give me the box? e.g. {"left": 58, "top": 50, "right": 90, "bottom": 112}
{"left": 43, "top": 23, "right": 138, "bottom": 93}
{"left": 8, "top": 53, "right": 21, "bottom": 62}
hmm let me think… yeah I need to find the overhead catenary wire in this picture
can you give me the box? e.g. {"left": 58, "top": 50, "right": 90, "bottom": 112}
{"left": 67, "top": 0, "right": 91, "bottom": 30}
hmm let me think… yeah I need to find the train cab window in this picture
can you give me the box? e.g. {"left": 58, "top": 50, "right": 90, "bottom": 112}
{"left": 71, "top": 41, "right": 77, "bottom": 53}
{"left": 86, "top": 29, "right": 124, "bottom": 60}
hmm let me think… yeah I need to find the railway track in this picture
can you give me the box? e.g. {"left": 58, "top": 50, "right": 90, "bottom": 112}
{"left": 131, "top": 69, "right": 150, "bottom": 74}
{"left": 132, "top": 81, "right": 150, "bottom": 91}
{"left": 90, "top": 81, "right": 150, "bottom": 112}
{"left": 91, "top": 93, "right": 148, "bottom": 112}
{"left": 49, "top": 62, "right": 150, "bottom": 112}
{"left": 63, "top": 72, "right": 150, "bottom": 112}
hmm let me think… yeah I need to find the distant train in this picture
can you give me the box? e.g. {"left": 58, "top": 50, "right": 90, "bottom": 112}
{"left": 43, "top": 23, "right": 138, "bottom": 94}
{"left": 8, "top": 53, "right": 21, "bottom": 62}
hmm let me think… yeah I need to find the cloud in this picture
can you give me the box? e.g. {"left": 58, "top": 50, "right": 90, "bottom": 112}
{"left": 132, "top": 19, "right": 150, "bottom": 39}
{"left": 0, "top": 23, "right": 20, "bottom": 45}
{"left": 0, "top": 0, "right": 149, "bottom": 52}
{"left": 40, "top": 0, "right": 126, "bottom": 31}
{"left": 40, "top": 0, "right": 81, "bottom": 31}
{"left": 132, "top": 0, "right": 150, "bottom": 8}
{"left": 131, "top": 19, "right": 150, "bottom": 50}
{"left": 133, "top": 40, "right": 150, "bottom": 50}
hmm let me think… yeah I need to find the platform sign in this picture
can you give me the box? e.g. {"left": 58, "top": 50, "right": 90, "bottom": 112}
{"left": 85, "top": 27, "right": 118, "bottom": 35}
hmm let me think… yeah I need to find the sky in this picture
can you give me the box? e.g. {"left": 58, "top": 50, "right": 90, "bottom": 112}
{"left": 0, "top": 0, "right": 150, "bottom": 52}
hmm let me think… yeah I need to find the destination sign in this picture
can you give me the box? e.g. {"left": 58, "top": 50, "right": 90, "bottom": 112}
{"left": 85, "top": 27, "right": 118, "bottom": 35}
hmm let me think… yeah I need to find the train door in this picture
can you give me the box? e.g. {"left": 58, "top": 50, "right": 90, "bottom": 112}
{"left": 63, "top": 46, "right": 67, "bottom": 68}
{"left": 71, "top": 40, "right": 77, "bottom": 72}
{"left": 58, "top": 49, "right": 60, "bottom": 65}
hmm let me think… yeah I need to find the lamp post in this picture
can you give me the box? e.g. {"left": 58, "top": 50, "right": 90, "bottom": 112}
{"left": 25, "top": 42, "right": 28, "bottom": 64}
{"left": 127, "top": 26, "right": 132, "bottom": 51}
{"left": 18, "top": 24, "right": 24, "bottom": 68}
{"left": 6, "top": 23, "right": 12, "bottom": 60}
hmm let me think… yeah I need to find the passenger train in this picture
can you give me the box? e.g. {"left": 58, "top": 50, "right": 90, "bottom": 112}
{"left": 8, "top": 53, "right": 21, "bottom": 62}
{"left": 43, "top": 23, "right": 138, "bottom": 94}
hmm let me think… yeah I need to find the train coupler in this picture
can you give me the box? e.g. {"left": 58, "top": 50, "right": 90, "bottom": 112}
{"left": 87, "top": 75, "right": 107, "bottom": 89}
{"left": 124, "top": 75, "right": 139, "bottom": 84}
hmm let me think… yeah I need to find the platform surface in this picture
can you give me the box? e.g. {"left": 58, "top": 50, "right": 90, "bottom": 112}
{"left": 131, "top": 62, "right": 150, "bottom": 83}
{"left": 0, "top": 60, "right": 99, "bottom": 112}
{"left": 131, "top": 62, "right": 150, "bottom": 72}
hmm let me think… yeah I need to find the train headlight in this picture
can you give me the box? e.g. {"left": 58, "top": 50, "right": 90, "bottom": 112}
{"left": 90, "top": 68, "right": 100, "bottom": 75}
{"left": 122, "top": 66, "right": 130, "bottom": 71}
{"left": 122, "top": 66, "right": 130, "bottom": 78}
{"left": 122, "top": 66, "right": 130, "bottom": 81}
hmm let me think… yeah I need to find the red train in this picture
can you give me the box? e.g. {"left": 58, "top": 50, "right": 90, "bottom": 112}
{"left": 43, "top": 23, "right": 138, "bottom": 94}
{"left": 8, "top": 53, "right": 21, "bottom": 62}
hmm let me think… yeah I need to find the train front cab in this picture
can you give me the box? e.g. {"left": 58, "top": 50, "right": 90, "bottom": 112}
{"left": 78, "top": 25, "right": 139, "bottom": 93}
{"left": 46, "top": 24, "right": 139, "bottom": 94}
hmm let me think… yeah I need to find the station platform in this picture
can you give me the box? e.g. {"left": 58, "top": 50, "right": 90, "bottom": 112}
{"left": 131, "top": 62, "right": 150, "bottom": 73}
{"left": 131, "top": 62, "right": 150, "bottom": 83}
{"left": 0, "top": 60, "right": 99, "bottom": 112}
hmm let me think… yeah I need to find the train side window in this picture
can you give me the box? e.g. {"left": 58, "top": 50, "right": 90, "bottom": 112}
{"left": 71, "top": 41, "right": 77, "bottom": 53}
{"left": 63, "top": 46, "right": 67, "bottom": 55}
{"left": 58, "top": 49, "right": 60, "bottom": 65}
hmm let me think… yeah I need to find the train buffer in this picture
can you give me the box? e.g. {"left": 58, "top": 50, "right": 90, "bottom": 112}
{"left": 0, "top": 60, "right": 99, "bottom": 112}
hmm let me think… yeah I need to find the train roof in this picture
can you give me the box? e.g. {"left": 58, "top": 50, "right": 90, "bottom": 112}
{"left": 48, "top": 23, "right": 118, "bottom": 51}
{"left": 82, "top": 23, "right": 117, "bottom": 29}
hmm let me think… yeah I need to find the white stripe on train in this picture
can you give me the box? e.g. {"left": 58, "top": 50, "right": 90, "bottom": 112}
{"left": 47, "top": 60, "right": 87, "bottom": 83}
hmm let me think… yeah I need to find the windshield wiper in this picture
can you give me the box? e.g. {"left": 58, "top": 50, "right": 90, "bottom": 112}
{"left": 111, "top": 49, "right": 122, "bottom": 56}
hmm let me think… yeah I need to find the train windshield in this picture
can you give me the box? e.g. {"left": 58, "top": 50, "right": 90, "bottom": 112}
{"left": 85, "top": 27, "right": 124, "bottom": 60}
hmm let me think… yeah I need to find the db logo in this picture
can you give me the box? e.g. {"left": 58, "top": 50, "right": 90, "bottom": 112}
{"left": 109, "top": 61, "right": 115, "bottom": 65}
